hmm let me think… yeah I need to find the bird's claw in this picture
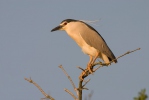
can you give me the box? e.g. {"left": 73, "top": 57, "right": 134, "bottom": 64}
{"left": 99, "top": 62, "right": 110, "bottom": 66}
{"left": 79, "top": 64, "right": 95, "bottom": 80}
{"left": 79, "top": 74, "right": 84, "bottom": 81}
{"left": 87, "top": 64, "right": 94, "bottom": 74}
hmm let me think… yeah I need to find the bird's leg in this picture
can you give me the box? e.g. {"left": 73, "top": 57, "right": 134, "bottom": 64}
{"left": 80, "top": 54, "right": 99, "bottom": 80}
{"left": 91, "top": 53, "right": 99, "bottom": 68}
{"left": 79, "top": 56, "right": 93, "bottom": 80}
{"left": 87, "top": 56, "right": 94, "bottom": 74}
{"left": 87, "top": 52, "right": 99, "bottom": 73}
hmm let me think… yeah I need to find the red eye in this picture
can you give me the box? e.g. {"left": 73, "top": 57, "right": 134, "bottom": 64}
{"left": 64, "top": 22, "right": 67, "bottom": 25}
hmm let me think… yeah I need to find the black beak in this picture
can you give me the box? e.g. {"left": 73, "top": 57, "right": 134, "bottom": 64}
{"left": 51, "top": 25, "right": 62, "bottom": 32}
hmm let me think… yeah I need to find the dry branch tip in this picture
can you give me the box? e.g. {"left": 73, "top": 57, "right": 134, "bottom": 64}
{"left": 24, "top": 77, "right": 55, "bottom": 100}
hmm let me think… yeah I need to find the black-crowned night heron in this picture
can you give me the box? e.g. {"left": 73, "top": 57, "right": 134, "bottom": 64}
{"left": 51, "top": 19, "right": 117, "bottom": 73}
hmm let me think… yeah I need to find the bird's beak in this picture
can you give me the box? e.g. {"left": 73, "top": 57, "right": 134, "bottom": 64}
{"left": 51, "top": 25, "right": 62, "bottom": 32}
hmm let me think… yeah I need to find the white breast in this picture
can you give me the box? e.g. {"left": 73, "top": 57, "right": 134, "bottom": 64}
{"left": 66, "top": 30, "right": 98, "bottom": 57}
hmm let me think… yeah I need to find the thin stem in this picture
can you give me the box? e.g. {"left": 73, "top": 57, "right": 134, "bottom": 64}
{"left": 64, "top": 88, "right": 78, "bottom": 100}
{"left": 59, "top": 65, "right": 76, "bottom": 90}
{"left": 24, "top": 77, "right": 55, "bottom": 100}
{"left": 78, "top": 80, "right": 83, "bottom": 100}
{"left": 59, "top": 65, "right": 78, "bottom": 99}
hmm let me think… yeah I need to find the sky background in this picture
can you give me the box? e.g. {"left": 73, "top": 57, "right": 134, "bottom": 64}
{"left": 0, "top": 0, "right": 149, "bottom": 100}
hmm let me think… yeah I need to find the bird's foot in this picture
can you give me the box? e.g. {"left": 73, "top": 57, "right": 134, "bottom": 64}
{"left": 79, "top": 73, "right": 84, "bottom": 81}
{"left": 87, "top": 64, "right": 94, "bottom": 74}
{"left": 79, "top": 64, "right": 95, "bottom": 80}
{"left": 79, "top": 69, "right": 87, "bottom": 81}
{"left": 99, "top": 62, "right": 110, "bottom": 66}
{"left": 79, "top": 68, "right": 91, "bottom": 80}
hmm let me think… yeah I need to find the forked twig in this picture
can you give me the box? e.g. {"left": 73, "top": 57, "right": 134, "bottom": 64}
{"left": 82, "top": 79, "right": 91, "bottom": 89}
{"left": 59, "top": 65, "right": 78, "bottom": 99}
{"left": 24, "top": 77, "right": 55, "bottom": 100}
{"left": 59, "top": 65, "right": 77, "bottom": 91}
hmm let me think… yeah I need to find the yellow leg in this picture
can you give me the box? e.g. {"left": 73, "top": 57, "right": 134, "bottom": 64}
{"left": 91, "top": 53, "right": 99, "bottom": 65}
{"left": 87, "top": 55, "right": 93, "bottom": 73}
{"left": 87, "top": 53, "right": 99, "bottom": 73}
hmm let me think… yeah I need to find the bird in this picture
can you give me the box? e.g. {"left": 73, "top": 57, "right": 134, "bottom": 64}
{"left": 51, "top": 19, "right": 117, "bottom": 73}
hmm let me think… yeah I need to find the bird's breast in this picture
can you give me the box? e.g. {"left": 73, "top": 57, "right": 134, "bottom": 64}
{"left": 66, "top": 30, "right": 98, "bottom": 57}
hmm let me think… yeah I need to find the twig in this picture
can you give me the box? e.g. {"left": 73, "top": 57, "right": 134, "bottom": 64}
{"left": 116, "top": 48, "right": 140, "bottom": 60}
{"left": 82, "top": 79, "right": 91, "bottom": 89}
{"left": 94, "top": 48, "right": 141, "bottom": 72}
{"left": 59, "top": 65, "right": 78, "bottom": 98}
{"left": 24, "top": 77, "right": 55, "bottom": 100}
{"left": 59, "top": 65, "right": 77, "bottom": 93}
{"left": 77, "top": 66, "right": 85, "bottom": 71}
{"left": 64, "top": 88, "right": 78, "bottom": 100}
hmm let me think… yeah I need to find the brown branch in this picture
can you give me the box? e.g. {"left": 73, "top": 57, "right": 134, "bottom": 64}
{"left": 82, "top": 79, "right": 90, "bottom": 89}
{"left": 59, "top": 65, "right": 78, "bottom": 99}
{"left": 77, "top": 48, "right": 141, "bottom": 100}
{"left": 64, "top": 88, "right": 78, "bottom": 100}
{"left": 116, "top": 48, "right": 140, "bottom": 60}
{"left": 94, "top": 47, "right": 141, "bottom": 72}
{"left": 78, "top": 80, "right": 83, "bottom": 100}
{"left": 24, "top": 77, "right": 55, "bottom": 100}
{"left": 59, "top": 65, "right": 76, "bottom": 90}
{"left": 77, "top": 66, "right": 85, "bottom": 71}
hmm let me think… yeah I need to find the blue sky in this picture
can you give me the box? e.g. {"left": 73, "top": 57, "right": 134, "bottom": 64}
{"left": 0, "top": 0, "right": 149, "bottom": 100}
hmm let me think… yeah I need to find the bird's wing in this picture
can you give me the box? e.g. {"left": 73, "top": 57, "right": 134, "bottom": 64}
{"left": 79, "top": 23, "right": 116, "bottom": 60}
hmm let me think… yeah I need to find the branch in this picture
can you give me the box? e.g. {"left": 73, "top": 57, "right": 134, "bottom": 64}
{"left": 82, "top": 79, "right": 91, "bottom": 90}
{"left": 64, "top": 88, "right": 78, "bottom": 100}
{"left": 24, "top": 77, "right": 55, "bottom": 100}
{"left": 59, "top": 65, "right": 76, "bottom": 90}
{"left": 59, "top": 65, "right": 78, "bottom": 99}
{"left": 116, "top": 48, "right": 140, "bottom": 60}
{"left": 94, "top": 48, "right": 141, "bottom": 71}
{"left": 78, "top": 80, "right": 83, "bottom": 100}
{"left": 77, "top": 48, "right": 141, "bottom": 100}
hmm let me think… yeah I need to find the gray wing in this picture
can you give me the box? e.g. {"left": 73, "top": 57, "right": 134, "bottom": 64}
{"left": 79, "top": 22, "right": 116, "bottom": 61}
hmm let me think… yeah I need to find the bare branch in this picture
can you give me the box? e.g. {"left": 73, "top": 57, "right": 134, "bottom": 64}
{"left": 59, "top": 65, "right": 76, "bottom": 89}
{"left": 64, "top": 88, "right": 78, "bottom": 100}
{"left": 24, "top": 77, "right": 55, "bottom": 100}
{"left": 94, "top": 48, "right": 141, "bottom": 72}
{"left": 25, "top": 48, "right": 140, "bottom": 100}
{"left": 78, "top": 80, "right": 83, "bottom": 100}
{"left": 59, "top": 65, "right": 78, "bottom": 98}
{"left": 77, "top": 48, "right": 141, "bottom": 100}
{"left": 77, "top": 66, "right": 85, "bottom": 71}
{"left": 82, "top": 79, "right": 91, "bottom": 88}
{"left": 116, "top": 48, "right": 141, "bottom": 60}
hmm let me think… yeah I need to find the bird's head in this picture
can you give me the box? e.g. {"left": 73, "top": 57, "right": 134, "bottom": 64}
{"left": 51, "top": 19, "right": 77, "bottom": 32}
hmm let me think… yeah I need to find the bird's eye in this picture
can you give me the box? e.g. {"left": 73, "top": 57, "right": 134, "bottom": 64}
{"left": 64, "top": 22, "right": 67, "bottom": 25}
